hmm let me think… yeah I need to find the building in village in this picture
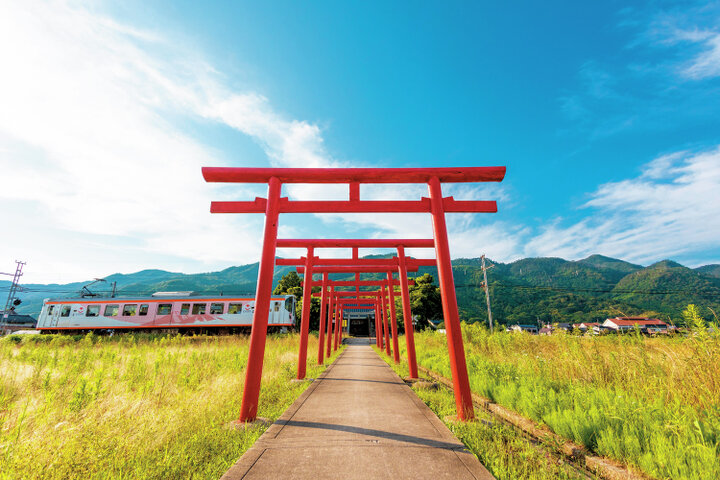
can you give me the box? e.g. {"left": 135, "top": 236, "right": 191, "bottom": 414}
{"left": 573, "top": 322, "right": 601, "bottom": 334}
{"left": 0, "top": 311, "right": 37, "bottom": 335}
{"left": 602, "top": 317, "right": 669, "bottom": 334}
{"left": 508, "top": 324, "right": 539, "bottom": 334}
{"left": 539, "top": 323, "right": 573, "bottom": 335}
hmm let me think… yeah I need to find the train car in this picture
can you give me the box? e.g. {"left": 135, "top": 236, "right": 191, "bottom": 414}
{"left": 36, "top": 293, "right": 295, "bottom": 334}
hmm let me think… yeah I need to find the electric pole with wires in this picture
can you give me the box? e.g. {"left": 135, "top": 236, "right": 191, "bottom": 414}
{"left": 480, "top": 255, "right": 494, "bottom": 331}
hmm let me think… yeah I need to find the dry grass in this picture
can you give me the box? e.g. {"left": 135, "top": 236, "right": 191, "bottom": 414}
{"left": 408, "top": 324, "right": 720, "bottom": 479}
{"left": 0, "top": 333, "right": 342, "bottom": 479}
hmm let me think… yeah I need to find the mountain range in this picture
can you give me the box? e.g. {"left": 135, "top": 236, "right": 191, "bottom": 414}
{"left": 3, "top": 255, "right": 719, "bottom": 326}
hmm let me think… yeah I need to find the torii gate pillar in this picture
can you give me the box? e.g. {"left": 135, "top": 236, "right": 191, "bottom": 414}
{"left": 386, "top": 272, "right": 400, "bottom": 363}
{"left": 428, "top": 177, "right": 473, "bottom": 419}
{"left": 317, "top": 272, "right": 328, "bottom": 365}
{"left": 238, "top": 177, "right": 281, "bottom": 422}
{"left": 397, "top": 246, "right": 419, "bottom": 378}
{"left": 296, "top": 247, "right": 314, "bottom": 380}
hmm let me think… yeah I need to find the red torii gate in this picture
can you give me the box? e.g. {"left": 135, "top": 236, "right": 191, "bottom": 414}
{"left": 279, "top": 246, "right": 434, "bottom": 378}
{"left": 299, "top": 264, "right": 418, "bottom": 365}
{"left": 313, "top": 290, "right": 379, "bottom": 350}
{"left": 279, "top": 236, "right": 431, "bottom": 362}
{"left": 315, "top": 280, "right": 412, "bottom": 353}
{"left": 203, "top": 166, "right": 505, "bottom": 422}
{"left": 309, "top": 278, "right": 413, "bottom": 354}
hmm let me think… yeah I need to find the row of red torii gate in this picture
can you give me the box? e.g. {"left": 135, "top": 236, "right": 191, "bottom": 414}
{"left": 202, "top": 167, "right": 506, "bottom": 422}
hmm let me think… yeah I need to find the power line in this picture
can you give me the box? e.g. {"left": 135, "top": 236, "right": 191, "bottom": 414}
{"left": 455, "top": 282, "right": 720, "bottom": 297}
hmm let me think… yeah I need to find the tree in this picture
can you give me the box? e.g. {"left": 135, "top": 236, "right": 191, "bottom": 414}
{"left": 274, "top": 271, "right": 302, "bottom": 296}
{"left": 394, "top": 273, "right": 442, "bottom": 331}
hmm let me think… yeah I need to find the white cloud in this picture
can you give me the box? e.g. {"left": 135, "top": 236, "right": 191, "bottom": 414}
{"left": 0, "top": 1, "right": 513, "bottom": 283}
{"left": 677, "top": 31, "right": 720, "bottom": 79}
{"left": 4, "top": 0, "right": 714, "bottom": 287}
{"left": 0, "top": 1, "right": 340, "bottom": 283}
{"left": 525, "top": 147, "right": 720, "bottom": 264}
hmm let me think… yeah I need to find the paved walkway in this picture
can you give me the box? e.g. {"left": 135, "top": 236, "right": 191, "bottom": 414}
{"left": 222, "top": 338, "right": 494, "bottom": 480}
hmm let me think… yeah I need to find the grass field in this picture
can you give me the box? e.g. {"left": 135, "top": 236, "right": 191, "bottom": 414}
{"left": 375, "top": 346, "right": 594, "bottom": 480}
{"left": 390, "top": 322, "right": 720, "bottom": 480}
{"left": 0, "top": 333, "right": 341, "bottom": 480}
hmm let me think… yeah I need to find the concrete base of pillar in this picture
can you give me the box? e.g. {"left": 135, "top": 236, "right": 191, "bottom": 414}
{"left": 225, "top": 417, "right": 272, "bottom": 431}
{"left": 291, "top": 378, "right": 314, "bottom": 383}
{"left": 444, "top": 415, "right": 476, "bottom": 423}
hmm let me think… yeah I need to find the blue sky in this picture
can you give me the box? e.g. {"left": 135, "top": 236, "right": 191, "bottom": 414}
{"left": 1, "top": 0, "right": 719, "bottom": 283}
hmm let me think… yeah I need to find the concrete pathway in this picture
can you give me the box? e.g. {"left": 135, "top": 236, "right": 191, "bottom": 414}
{"left": 222, "top": 338, "right": 495, "bottom": 480}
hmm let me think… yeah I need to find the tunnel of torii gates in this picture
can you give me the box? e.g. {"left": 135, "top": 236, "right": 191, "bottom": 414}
{"left": 202, "top": 166, "right": 506, "bottom": 422}
{"left": 301, "top": 275, "right": 416, "bottom": 366}
{"left": 276, "top": 239, "right": 437, "bottom": 381}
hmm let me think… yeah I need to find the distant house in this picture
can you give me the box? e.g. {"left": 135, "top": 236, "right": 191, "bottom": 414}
{"left": 573, "top": 322, "right": 601, "bottom": 333}
{"left": 0, "top": 311, "right": 37, "bottom": 335}
{"left": 508, "top": 324, "right": 538, "bottom": 334}
{"left": 602, "top": 317, "right": 669, "bottom": 334}
{"left": 538, "top": 323, "right": 573, "bottom": 335}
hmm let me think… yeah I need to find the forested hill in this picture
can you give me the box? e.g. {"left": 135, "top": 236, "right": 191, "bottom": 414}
{"left": 451, "top": 256, "right": 720, "bottom": 325}
{"left": 5, "top": 254, "right": 719, "bottom": 325}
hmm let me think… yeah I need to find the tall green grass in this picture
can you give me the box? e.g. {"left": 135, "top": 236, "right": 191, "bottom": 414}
{"left": 0, "top": 333, "right": 342, "bottom": 479}
{"left": 405, "top": 324, "right": 720, "bottom": 480}
{"left": 375, "top": 346, "right": 592, "bottom": 480}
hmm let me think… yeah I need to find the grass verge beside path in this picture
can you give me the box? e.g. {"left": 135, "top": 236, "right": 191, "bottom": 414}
{"left": 0, "top": 333, "right": 342, "bottom": 480}
{"left": 391, "top": 325, "right": 720, "bottom": 480}
{"left": 374, "top": 346, "right": 593, "bottom": 480}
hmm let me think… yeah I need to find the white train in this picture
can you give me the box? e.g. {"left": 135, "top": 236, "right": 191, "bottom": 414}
{"left": 36, "top": 293, "right": 296, "bottom": 333}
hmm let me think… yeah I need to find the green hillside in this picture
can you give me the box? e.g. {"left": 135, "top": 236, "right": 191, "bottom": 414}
{"left": 696, "top": 264, "right": 720, "bottom": 278}
{"left": 7, "top": 255, "right": 720, "bottom": 326}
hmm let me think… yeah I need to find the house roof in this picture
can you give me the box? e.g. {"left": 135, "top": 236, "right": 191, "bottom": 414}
{"left": 606, "top": 317, "right": 667, "bottom": 326}
{"left": 0, "top": 313, "right": 37, "bottom": 325}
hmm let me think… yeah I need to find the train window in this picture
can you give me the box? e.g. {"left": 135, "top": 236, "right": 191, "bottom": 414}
{"left": 104, "top": 305, "right": 119, "bottom": 316}
{"left": 61, "top": 305, "right": 72, "bottom": 317}
{"left": 285, "top": 297, "right": 294, "bottom": 312}
{"left": 139, "top": 304, "right": 149, "bottom": 316}
{"left": 157, "top": 304, "right": 172, "bottom": 315}
{"left": 210, "top": 303, "right": 224, "bottom": 314}
{"left": 122, "top": 304, "right": 137, "bottom": 316}
{"left": 192, "top": 303, "right": 206, "bottom": 315}
{"left": 274, "top": 302, "right": 280, "bottom": 312}
{"left": 86, "top": 305, "right": 100, "bottom": 317}
{"left": 228, "top": 303, "right": 242, "bottom": 314}
{"left": 180, "top": 303, "right": 190, "bottom": 315}
{"left": 47, "top": 305, "right": 55, "bottom": 315}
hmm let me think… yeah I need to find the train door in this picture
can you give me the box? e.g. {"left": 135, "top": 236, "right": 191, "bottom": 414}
{"left": 268, "top": 301, "right": 279, "bottom": 324}
{"left": 49, "top": 304, "right": 61, "bottom": 327}
{"left": 56, "top": 305, "right": 73, "bottom": 328}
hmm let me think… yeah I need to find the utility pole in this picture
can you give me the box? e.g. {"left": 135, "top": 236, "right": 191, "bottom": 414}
{"left": 480, "top": 255, "right": 493, "bottom": 331}
{"left": 2, "top": 261, "right": 26, "bottom": 319}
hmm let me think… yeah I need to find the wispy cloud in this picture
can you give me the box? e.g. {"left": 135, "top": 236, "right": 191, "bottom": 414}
{"left": 559, "top": 3, "right": 720, "bottom": 140}
{"left": 1, "top": 1, "right": 716, "bottom": 284}
{"left": 0, "top": 1, "right": 512, "bottom": 282}
{"left": 0, "top": 0, "right": 337, "bottom": 282}
{"left": 525, "top": 147, "right": 720, "bottom": 265}
{"left": 642, "top": 3, "right": 720, "bottom": 80}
